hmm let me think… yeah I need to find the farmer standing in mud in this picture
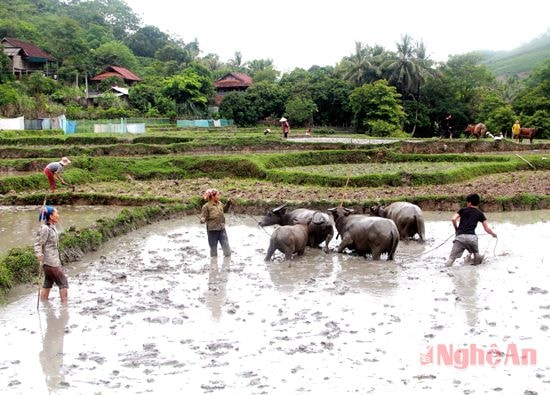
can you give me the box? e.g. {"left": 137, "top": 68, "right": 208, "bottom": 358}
{"left": 200, "top": 189, "right": 232, "bottom": 257}
{"left": 34, "top": 206, "right": 68, "bottom": 303}
{"left": 445, "top": 193, "right": 497, "bottom": 267}
{"left": 44, "top": 157, "right": 72, "bottom": 192}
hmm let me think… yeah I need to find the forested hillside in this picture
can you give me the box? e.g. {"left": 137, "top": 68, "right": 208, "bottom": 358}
{"left": 481, "top": 31, "right": 550, "bottom": 77}
{"left": 0, "top": 0, "right": 549, "bottom": 138}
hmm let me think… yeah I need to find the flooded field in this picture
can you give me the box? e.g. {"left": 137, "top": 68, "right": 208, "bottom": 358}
{"left": 0, "top": 211, "right": 549, "bottom": 394}
{"left": 0, "top": 205, "right": 124, "bottom": 255}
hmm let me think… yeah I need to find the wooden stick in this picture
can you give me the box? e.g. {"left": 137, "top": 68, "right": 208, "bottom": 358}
{"left": 340, "top": 171, "right": 352, "bottom": 207}
{"left": 36, "top": 193, "right": 49, "bottom": 310}
{"left": 515, "top": 154, "right": 536, "bottom": 170}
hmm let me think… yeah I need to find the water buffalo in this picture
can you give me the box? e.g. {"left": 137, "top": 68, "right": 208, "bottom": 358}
{"left": 264, "top": 224, "right": 309, "bottom": 266}
{"left": 370, "top": 202, "right": 425, "bottom": 241}
{"left": 513, "top": 127, "right": 537, "bottom": 144}
{"left": 464, "top": 123, "right": 487, "bottom": 139}
{"left": 259, "top": 204, "right": 334, "bottom": 251}
{"left": 328, "top": 207, "right": 399, "bottom": 261}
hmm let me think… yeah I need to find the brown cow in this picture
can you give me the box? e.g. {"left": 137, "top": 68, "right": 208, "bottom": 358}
{"left": 513, "top": 127, "right": 537, "bottom": 144}
{"left": 464, "top": 123, "right": 487, "bottom": 139}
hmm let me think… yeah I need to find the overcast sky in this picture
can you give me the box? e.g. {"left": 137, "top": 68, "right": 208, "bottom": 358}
{"left": 124, "top": 0, "right": 550, "bottom": 72}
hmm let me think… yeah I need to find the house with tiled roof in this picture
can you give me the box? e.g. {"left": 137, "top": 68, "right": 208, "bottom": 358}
{"left": 1, "top": 37, "right": 58, "bottom": 78}
{"left": 90, "top": 65, "right": 142, "bottom": 85}
{"left": 213, "top": 72, "right": 253, "bottom": 105}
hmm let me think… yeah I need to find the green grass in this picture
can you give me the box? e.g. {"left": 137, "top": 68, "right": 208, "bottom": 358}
{"left": 283, "top": 161, "right": 485, "bottom": 176}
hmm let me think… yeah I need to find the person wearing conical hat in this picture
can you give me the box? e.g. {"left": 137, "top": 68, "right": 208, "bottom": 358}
{"left": 279, "top": 117, "right": 290, "bottom": 138}
{"left": 44, "top": 157, "right": 71, "bottom": 192}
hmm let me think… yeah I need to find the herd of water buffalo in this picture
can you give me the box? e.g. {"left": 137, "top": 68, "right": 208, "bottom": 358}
{"left": 259, "top": 202, "right": 425, "bottom": 265}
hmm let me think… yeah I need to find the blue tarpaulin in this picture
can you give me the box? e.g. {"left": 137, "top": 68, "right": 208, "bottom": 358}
{"left": 176, "top": 119, "right": 233, "bottom": 128}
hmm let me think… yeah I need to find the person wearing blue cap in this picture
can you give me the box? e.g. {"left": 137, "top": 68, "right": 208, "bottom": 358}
{"left": 34, "top": 206, "right": 68, "bottom": 303}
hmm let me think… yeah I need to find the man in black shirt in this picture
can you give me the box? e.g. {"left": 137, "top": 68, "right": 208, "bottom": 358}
{"left": 445, "top": 193, "right": 497, "bottom": 267}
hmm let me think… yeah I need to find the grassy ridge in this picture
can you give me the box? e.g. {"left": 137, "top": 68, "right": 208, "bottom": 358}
{"left": 2, "top": 150, "right": 548, "bottom": 194}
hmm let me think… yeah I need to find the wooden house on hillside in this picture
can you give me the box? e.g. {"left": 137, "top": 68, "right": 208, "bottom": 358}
{"left": 214, "top": 72, "right": 253, "bottom": 105}
{"left": 1, "top": 37, "right": 58, "bottom": 78}
{"left": 90, "top": 65, "right": 142, "bottom": 86}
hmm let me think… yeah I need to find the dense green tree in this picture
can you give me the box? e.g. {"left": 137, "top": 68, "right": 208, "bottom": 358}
{"left": 66, "top": 0, "right": 140, "bottom": 40}
{"left": 155, "top": 43, "right": 192, "bottom": 66}
{"left": 0, "top": 51, "right": 11, "bottom": 83}
{"left": 23, "top": 73, "right": 59, "bottom": 95}
{"left": 485, "top": 105, "right": 515, "bottom": 136}
{"left": 440, "top": 53, "right": 496, "bottom": 121}
{"left": 162, "top": 68, "right": 212, "bottom": 116}
{"left": 244, "top": 81, "right": 285, "bottom": 120}
{"left": 350, "top": 80, "right": 404, "bottom": 135}
{"left": 219, "top": 92, "right": 258, "bottom": 126}
{"left": 308, "top": 67, "right": 353, "bottom": 126}
{"left": 83, "top": 24, "right": 115, "bottom": 50}
{"left": 129, "top": 83, "right": 160, "bottom": 113}
{"left": 126, "top": 26, "right": 170, "bottom": 58}
{"left": 0, "top": 19, "right": 40, "bottom": 42}
{"left": 92, "top": 40, "right": 138, "bottom": 73}
{"left": 36, "top": 15, "right": 91, "bottom": 84}
{"left": 0, "top": 83, "right": 20, "bottom": 107}
{"left": 285, "top": 97, "right": 317, "bottom": 126}
{"left": 279, "top": 68, "right": 311, "bottom": 98}
{"left": 513, "top": 59, "right": 550, "bottom": 138}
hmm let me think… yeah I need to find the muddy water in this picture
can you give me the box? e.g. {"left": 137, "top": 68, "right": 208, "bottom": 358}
{"left": 0, "top": 206, "right": 124, "bottom": 255}
{"left": 0, "top": 211, "right": 549, "bottom": 394}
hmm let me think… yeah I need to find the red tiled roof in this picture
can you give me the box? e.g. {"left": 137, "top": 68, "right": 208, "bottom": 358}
{"left": 214, "top": 72, "right": 253, "bottom": 88}
{"left": 1, "top": 37, "right": 56, "bottom": 61}
{"left": 91, "top": 65, "right": 142, "bottom": 82}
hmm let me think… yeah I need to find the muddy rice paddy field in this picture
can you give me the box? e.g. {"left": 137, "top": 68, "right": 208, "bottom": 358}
{"left": 0, "top": 137, "right": 549, "bottom": 394}
{"left": 0, "top": 211, "right": 549, "bottom": 394}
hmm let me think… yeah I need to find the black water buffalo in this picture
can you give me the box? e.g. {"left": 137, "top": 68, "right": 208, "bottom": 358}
{"left": 370, "top": 202, "right": 425, "bottom": 241}
{"left": 264, "top": 224, "right": 309, "bottom": 266}
{"left": 329, "top": 206, "right": 399, "bottom": 260}
{"left": 259, "top": 204, "right": 334, "bottom": 251}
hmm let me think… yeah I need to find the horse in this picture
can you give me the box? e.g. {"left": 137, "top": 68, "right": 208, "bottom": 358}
{"left": 464, "top": 123, "right": 487, "bottom": 139}
{"left": 513, "top": 127, "right": 537, "bottom": 144}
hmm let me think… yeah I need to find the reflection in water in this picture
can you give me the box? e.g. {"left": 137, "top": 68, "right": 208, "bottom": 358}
{"left": 39, "top": 303, "right": 69, "bottom": 391}
{"left": 451, "top": 266, "right": 480, "bottom": 327}
{"left": 335, "top": 259, "right": 400, "bottom": 297}
{"left": 267, "top": 251, "right": 333, "bottom": 292}
{"left": 205, "top": 256, "right": 230, "bottom": 319}
{"left": 0, "top": 205, "right": 123, "bottom": 255}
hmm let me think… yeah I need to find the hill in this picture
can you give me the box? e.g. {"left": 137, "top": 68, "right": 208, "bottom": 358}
{"left": 480, "top": 30, "right": 550, "bottom": 77}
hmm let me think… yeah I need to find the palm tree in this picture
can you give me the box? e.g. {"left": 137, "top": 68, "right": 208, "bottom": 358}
{"left": 384, "top": 35, "right": 436, "bottom": 135}
{"left": 201, "top": 53, "right": 222, "bottom": 72}
{"left": 342, "top": 42, "right": 381, "bottom": 87}
{"left": 229, "top": 51, "right": 244, "bottom": 70}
